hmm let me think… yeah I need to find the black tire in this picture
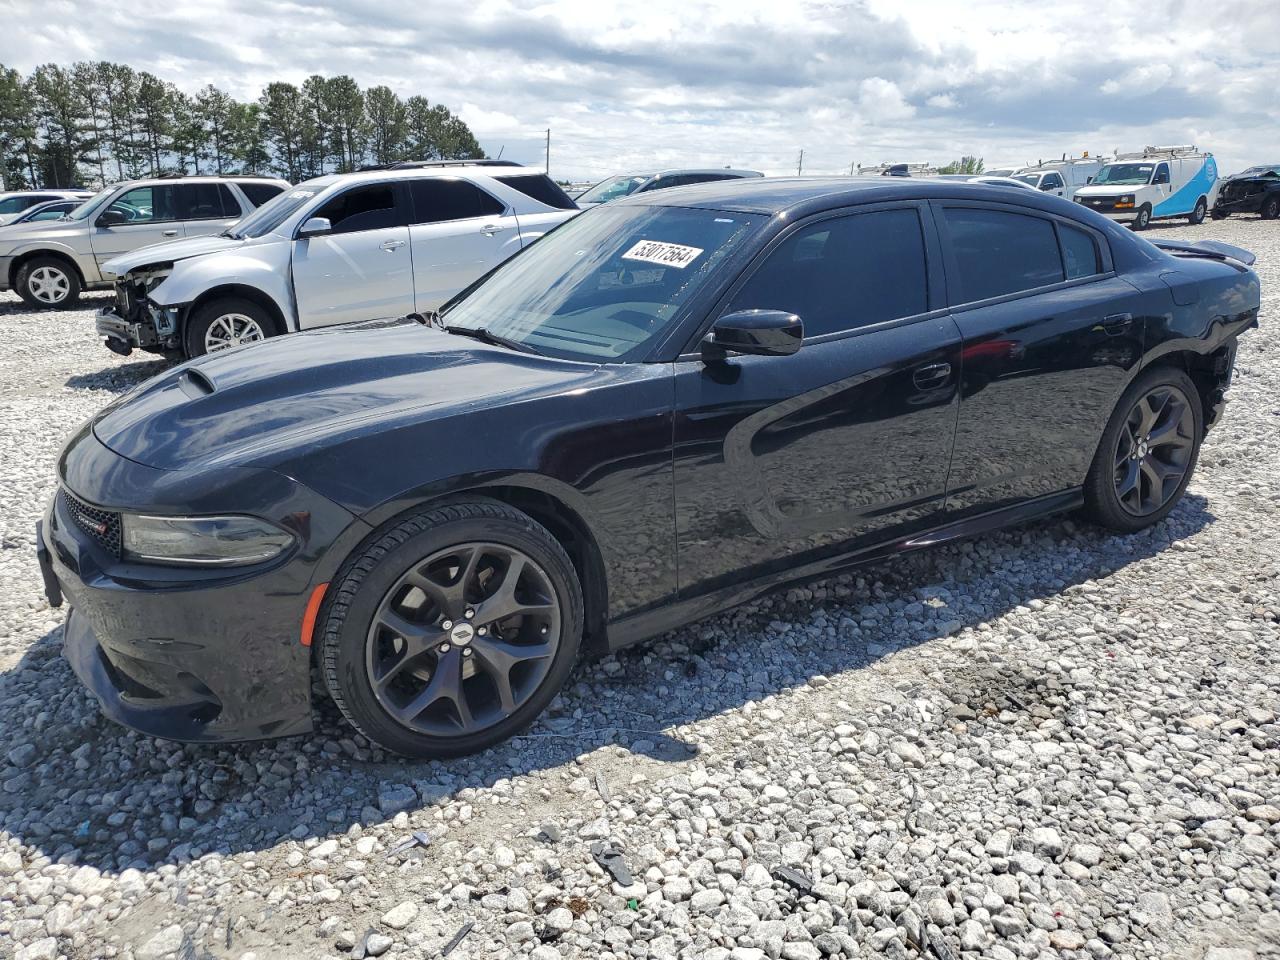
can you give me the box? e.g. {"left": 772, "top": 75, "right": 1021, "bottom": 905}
{"left": 1210, "top": 207, "right": 1228, "bottom": 220}
{"left": 15, "top": 255, "right": 81, "bottom": 309}
{"left": 1187, "top": 197, "right": 1207, "bottom": 225}
{"left": 183, "top": 296, "right": 280, "bottom": 358}
{"left": 1131, "top": 205, "right": 1152, "bottom": 231}
{"left": 1261, "top": 195, "right": 1280, "bottom": 221}
{"left": 1083, "top": 366, "right": 1203, "bottom": 534}
{"left": 320, "top": 501, "right": 584, "bottom": 758}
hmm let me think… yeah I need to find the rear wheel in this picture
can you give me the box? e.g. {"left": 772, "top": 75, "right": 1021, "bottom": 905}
{"left": 1261, "top": 195, "right": 1280, "bottom": 221}
{"left": 183, "top": 297, "right": 279, "bottom": 358}
{"left": 16, "top": 256, "right": 81, "bottom": 309}
{"left": 1083, "top": 366, "right": 1202, "bottom": 533}
{"left": 320, "top": 501, "right": 584, "bottom": 758}
{"left": 1210, "top": 207, "right": 1229, "bottom": 220}
{"left": 1187, "top": 197, "right": 1207, "bottom": 225}
{"left": 1131, "top": 205, "right": 1152, "bottom": 230}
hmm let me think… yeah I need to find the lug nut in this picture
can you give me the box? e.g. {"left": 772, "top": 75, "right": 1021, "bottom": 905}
{"left": 441, "top": 620, "right": 453, "bottom": 630}
{"left": 464, "top": 608, "right": 475, "bottom": 619}
{"left": 540, "top": 626, "right": 549, "bottom": 635}
{"left": 477, "top": 626, "right": 488, "bottom": 636}
{"left": 439, "top": 643, "right": 451, "bottom": 653}
{"left": 462, "top": 648, "right": 472, "bottom": 657}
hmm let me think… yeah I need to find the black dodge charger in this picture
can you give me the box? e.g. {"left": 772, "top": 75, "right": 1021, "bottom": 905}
{"left": 38, "top": 178, "right": 1259, "bottom": 757}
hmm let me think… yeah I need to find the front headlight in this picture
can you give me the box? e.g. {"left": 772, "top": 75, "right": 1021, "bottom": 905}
{"left": 1114, "top": 195, "right": 1136, "bottom": 209}
{"left": 121, "top": 514, "right": 295, "bottom": 566}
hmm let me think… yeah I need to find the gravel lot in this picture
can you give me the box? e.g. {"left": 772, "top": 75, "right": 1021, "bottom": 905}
{"left": 0, "top": 218, "right": 1277, "bottom": 960}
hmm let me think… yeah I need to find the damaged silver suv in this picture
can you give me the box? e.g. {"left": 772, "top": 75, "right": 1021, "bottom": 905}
{"left": 0, "top": 175, "right": 289, "bottom": 308}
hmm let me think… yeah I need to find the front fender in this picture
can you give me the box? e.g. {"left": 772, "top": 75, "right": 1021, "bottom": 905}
{"left": 149, "top": 244, "right": 297, "bottom": 330}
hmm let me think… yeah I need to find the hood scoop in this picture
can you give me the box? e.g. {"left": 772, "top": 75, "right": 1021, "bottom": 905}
{"left": 178, "top": 369, "right": 216, "bottom": 398}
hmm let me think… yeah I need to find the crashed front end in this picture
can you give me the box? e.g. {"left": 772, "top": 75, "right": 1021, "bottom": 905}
{"left": 1214, "top": 177, "right": 1276, "bottom": 216}
{"left": 96, "top": 264, "right": 183, "bottom": 357}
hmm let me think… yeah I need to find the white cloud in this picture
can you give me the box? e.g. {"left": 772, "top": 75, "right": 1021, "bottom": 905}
{"left": 1, "top": 0, "right": 1277, "bottom": 178}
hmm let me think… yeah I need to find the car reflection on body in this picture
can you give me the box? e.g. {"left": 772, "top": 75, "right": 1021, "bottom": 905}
{"left": 38, "top": 177, "right": 1259, "bottom": 758}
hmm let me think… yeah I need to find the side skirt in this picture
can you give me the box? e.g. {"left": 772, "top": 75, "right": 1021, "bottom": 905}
{"left": 605, "top": 489, "right": 1084, "bottom": 652}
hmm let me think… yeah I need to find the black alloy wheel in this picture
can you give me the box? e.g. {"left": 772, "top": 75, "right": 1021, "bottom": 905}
{"left": 321, "top": 501, "right": 583, "bottom": 758}
{"left": 1084, "top": 366, "right": 1202, "bottom": 532}
{"left": 366, "top": 542, "right": 560, "bottom": 736}
{"left": 1112, "top": 385, "right": 1196, "bottom": 516}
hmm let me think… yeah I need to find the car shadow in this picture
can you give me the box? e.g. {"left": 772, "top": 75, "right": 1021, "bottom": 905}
{"left": 64, "top": 357, "right": 172, "bottom": 392}
{"left": 0, "top": 292, "right": 112, "bottom": 317}
{"left": 0, "top": 494, "right": 1214, "bottom": 875}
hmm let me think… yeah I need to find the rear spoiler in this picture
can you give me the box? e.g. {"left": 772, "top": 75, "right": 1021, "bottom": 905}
{"left": 1150, "top": 238, "right": 1256, "bottom": 267}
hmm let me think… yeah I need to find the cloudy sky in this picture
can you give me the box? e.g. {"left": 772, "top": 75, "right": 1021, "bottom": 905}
{"left": 3, "top": 0, "right": 1278, "bottom": 180}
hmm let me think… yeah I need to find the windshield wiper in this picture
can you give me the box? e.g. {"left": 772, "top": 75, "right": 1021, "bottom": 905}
{"left": 444, "top": 324, "right": 539, "bottom": 355}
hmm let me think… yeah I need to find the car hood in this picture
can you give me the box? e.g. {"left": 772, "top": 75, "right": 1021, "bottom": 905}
{"left": 92, "top": 318, "right": 604, "bottom": 471}
{"left": 0, "top": 217, "right": 84, "bottom": 246}
{"left": 101, "top": 233, "right": 260, "bottom": 276}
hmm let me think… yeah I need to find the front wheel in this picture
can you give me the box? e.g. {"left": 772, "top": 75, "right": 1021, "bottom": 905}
{"left": 1131, "top": 205, "right": 1152, "bottom": 230}
{"left": 1083, "top": 366, "right": 1202, "bottom": 533}
{"left": 1210, "top": 208, "right": 1229, "bottom": 220}
{"left": 320, "top": 501, "right": 584, "bottom": 758}
{"left": 16, "top": 256, "right": 81, "bottom": 309}
{"left": 184, "top": 297, "right": 279, "bottom": 358}
{"left": 1187, "top": 197, "right": 1207, "bottom": 225}
{"left": 1261, "top": 195, "right": 1280, "bottom": 221}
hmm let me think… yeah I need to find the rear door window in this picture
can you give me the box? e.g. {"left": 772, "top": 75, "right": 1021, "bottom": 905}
{"left": 313, "top": 183, "right": 405, "bottom": 234}
{"left": 941, "top": 207, "right": 1064, "bottom": 303}
{"left": 408, "top": 179, "right": 505, "bottom": 224}
{"left": 727, "top": 208, "right": 930, "bottom": 337}
{"left": 103, "top": 185, "right": 178, "bottom": 224}
{"left": 176, "top": 183, "right": 238, "bottom": 220}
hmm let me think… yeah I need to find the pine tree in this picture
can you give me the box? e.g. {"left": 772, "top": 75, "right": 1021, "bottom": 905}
{"left": 365, "top": 85, "right": 407, "bottom": 166}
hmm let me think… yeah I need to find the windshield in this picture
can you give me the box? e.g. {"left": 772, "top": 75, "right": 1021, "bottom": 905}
{"left": 575, "top": 174, "right": 651, "bottom": 205}
{"left": 1093, "top": 163, "right": 1155, "bottom": 186}
{"left": 227, "top": 179, "right": 333, "bottom": 238}
{"left": 1237, "top": 166, "right": 1280, "bottom": 178}
{"left": 64, "top": 188, "right": 116, "bottom": 221}
{"left": 442, "top": 204, "right": 763, "bottom": 362}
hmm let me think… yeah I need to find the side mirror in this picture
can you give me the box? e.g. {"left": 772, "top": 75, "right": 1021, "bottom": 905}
{"left": 704, "top": 310, "right": 802, "bottom": 360}
{"left": 298, "top": 216, "right": 331, "bottom": 237}
{"left": 96, "top": 209, "right": 126, "bottom": 227}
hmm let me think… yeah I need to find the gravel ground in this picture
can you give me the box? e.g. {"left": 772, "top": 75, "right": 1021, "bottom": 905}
{"left": 0, "top": 218, "right": 1277, "bottom": 960}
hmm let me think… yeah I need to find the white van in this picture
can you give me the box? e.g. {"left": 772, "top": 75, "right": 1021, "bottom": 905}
{"left": 1013, "top": 156, "right": 1109, "bottom": 200}
{"left": 1072, "top": 146, "right": 1219, "bottom": 229}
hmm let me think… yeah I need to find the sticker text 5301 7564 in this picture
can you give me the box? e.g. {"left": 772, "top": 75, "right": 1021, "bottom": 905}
{"left": 621, "top": 240, "right": 704, "bottom": 269}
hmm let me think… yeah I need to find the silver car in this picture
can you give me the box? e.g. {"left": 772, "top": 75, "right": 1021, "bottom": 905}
{"left": 574, "top": 168, "right": 764, "bottom": 207}
{"left": 0, "top": 176, "right": 289, "bottom": 308}
{"left": 95, "top": 162, "right": 579, "bottom": 359}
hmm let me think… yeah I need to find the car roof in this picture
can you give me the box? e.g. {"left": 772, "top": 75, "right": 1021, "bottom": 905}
{"left": 300, "top": 165, "right": 546, "bottom": 188}
{"left": 617, "top": 176, "right": 1082, "bottom": 217}
{"left": 107, "top": 175, "right": 291, "bottom": 189}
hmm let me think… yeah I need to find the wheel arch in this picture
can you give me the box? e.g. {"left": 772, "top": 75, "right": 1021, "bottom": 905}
{"left": 185, "top": 284, "right": 289, "bottom": 336}
{"left": 1142, "top": 347, "right": 1234, "bottom": 433}
{"left": 318, "top": 481, "right": 612, "bottom": 664}
{"left": 9, "top": 248, "right": 86, "bottom": 289}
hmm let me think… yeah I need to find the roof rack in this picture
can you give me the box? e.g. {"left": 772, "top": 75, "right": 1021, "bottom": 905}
{"left": 1115, "top": 145, "right": 1202, "bottom": 161}
{"left": 358, "top": 159, "right": 523, "bottom": 172}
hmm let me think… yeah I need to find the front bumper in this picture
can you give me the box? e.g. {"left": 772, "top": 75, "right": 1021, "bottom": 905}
{"left": 1214, "top": 193, "right": 1266, "bottom": 215}
{"left": 0, "top": 255, "right": 13, "bottom": 291}
{"left": 97, "top": 305, "right": 157, "bottom": 355}
{"left": 40, "top": 430, "right": 365, "bottom": 744}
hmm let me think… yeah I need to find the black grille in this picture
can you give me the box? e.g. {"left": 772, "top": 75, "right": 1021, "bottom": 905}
{"left": 60, "top": 489, "right": 122, "bottom": 557}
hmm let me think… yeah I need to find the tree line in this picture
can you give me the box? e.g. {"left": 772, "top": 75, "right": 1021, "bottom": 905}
{"left": 0, "top": 62, "right": 486, "bottom": 190}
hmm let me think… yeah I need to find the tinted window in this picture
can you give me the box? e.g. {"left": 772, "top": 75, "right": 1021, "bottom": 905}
{"left": 1044, "top": 173, "right": 1064, "bottom": 189}
{"left": 727, "top": 209, "right": 929, "bottom": 337}
{"left": 408, "top": 179, "right": 505, "bottom": 224}
{"left": 943, "top": 208, "right": 1064, "bottom": 302}
{"left": 0, "top": 195, "right": 43, "bottom": 214}
{"left": 1059, "top": 223, "right": 1100, "bottom": 280}
{"left": 177, "top": 183, "right": 237, "bottom": 220}
{"left": 103, "top": 185, "right": 177, "bottom": 224}
{"left": 313, "top": 184, "right": 403, "bottom": 234}
{"left": 1153, "top": 164, "right": 1171, "bottom": 185}
{"left": 494, "top": 174, "right": 577, "bottom": 210}
{"left": 238, "top": 181, "right": 287, "bottom": 207}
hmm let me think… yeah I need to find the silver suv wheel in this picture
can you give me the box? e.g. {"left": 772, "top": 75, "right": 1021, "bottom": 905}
{"left": 204, "top": 313, "right": 266, "bottom": 352}
{"left": 28, "top": 265, "right": 71, "bottom": 304}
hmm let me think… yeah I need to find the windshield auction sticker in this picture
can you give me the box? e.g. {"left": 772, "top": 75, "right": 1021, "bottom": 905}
{"left": 622, "top": 240, "right": 704, "bottom": 269}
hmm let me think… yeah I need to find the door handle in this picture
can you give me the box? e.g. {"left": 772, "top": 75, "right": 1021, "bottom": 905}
{"left": 480, "top": 224, "right": 502, "bottom": 236}
{"left": 1101, "top": 313, "right": 1132, "bottom": 335}
{"left": 380, "top": 240, "right": 406, "bottom": 252}
{"left": 162, "top": 229, "right": 179, "bottom": 237}
{"left": 912, "top": 362, "right": 952, "bottom": 389}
